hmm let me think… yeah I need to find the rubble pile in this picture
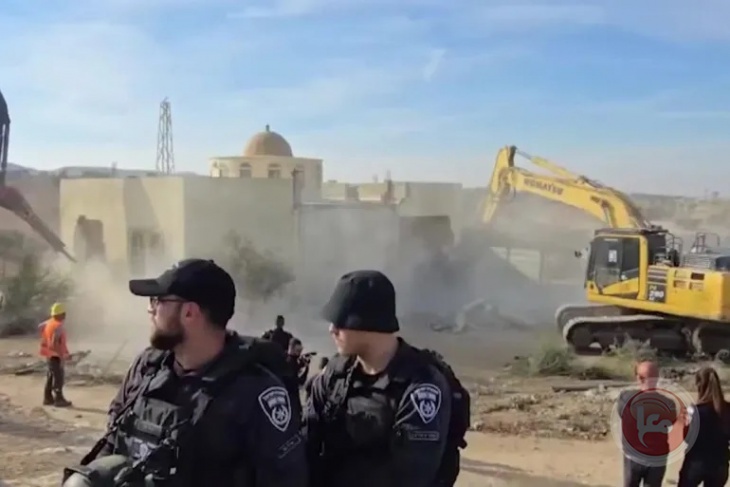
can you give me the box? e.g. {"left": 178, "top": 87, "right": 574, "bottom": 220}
{"left": 0, "top": 350, "right": 124, "bottom": 385}
{"left": 470, "top": 381, "right": 627, "bottom": 441}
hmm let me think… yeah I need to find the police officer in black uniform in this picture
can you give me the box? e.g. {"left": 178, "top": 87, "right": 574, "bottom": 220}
{"left": 262, "top": 315, "right": 294, "bottom": 352}
{"left": 305, "top": 270, "right": 455, "bottom": 487}
{"left": 286, "top": 338, "right": 310, "bottom": 388}
{"left": 64, "top": 259, "right": 307, "bottom": 487}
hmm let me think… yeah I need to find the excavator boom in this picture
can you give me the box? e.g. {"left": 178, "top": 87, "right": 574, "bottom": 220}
{"left": 0, "top": 90, "right": 74, "bottom": 261}
{"left": 482, "top": 145, "right": 653, "bottom": 230}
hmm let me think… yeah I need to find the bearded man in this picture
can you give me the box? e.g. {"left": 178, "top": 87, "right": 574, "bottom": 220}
{"left": 63, "top": 259, "right": 306, "bottom": 487}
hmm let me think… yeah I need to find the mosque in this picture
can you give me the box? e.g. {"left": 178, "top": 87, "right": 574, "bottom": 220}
{"left": 209, "top": 125, "right": 323, "bottom": 192}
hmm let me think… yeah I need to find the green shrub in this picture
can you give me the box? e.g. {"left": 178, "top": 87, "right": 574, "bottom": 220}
{"left": 512, "top": 336, "right": 653, "bottom": 381}
{"left": 0, "top": 233, "right": 73, "bottom": 336}
{"left": 511, "top": 338, "right": 578, "bottom": 377}
{"left": 219, "top": 232, "right": 295, "bottom": 302}
{"left": 606, "top": 337, "right": 658, "bottom": 362}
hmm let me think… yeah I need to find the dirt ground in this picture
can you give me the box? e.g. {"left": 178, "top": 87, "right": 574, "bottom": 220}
{"left": 0, "top": 336, "right": 689, "bottom": 487}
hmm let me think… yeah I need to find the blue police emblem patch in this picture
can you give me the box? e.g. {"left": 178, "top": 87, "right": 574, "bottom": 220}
{"left": 410, "top": 384, "right": 442, "bottom": 424}
{"left": 258, "top": 386, "right": 292, "bottom": 432}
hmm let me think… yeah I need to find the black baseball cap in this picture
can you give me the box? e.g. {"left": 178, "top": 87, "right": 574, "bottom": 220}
{"left": 321, "top": 270, "right": 399, "bottom": 333}
{"left": 129, "top": 259, "right": 236, "bottom": 325}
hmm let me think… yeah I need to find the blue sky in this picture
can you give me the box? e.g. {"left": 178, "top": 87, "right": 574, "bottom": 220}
{"left": 1, "top": 0, "right": 729, "bottom": 194}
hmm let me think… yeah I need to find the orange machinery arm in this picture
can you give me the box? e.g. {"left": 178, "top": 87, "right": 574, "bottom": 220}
{"left": 0, "top": 90, "right": 75, "bottom": 261}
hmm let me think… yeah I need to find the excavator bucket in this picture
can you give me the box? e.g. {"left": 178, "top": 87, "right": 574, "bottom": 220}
{"left": 0, "top": 90, "right": 75, "bottom": 262}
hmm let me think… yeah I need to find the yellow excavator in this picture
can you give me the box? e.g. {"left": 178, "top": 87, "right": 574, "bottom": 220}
{"left": 484, "top": 146, "right": 730, "bottom": 359}
{"left": 559, "top": 225, "right": 730, "bottom": 360}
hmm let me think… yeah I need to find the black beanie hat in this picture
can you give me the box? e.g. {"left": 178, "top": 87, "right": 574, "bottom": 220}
{"left": 321, "top": 270, "right": 399, "bottom": 333}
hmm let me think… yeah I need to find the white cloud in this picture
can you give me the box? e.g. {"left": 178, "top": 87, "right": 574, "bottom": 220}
{"left": 658, "top": 110, "right": 730, "bottom": 120}
{"left": 422, "top": 49, "right": 446, "bottom": 82}
{"left": 464, "top": 0, "right": 730, "bottom": 42}
{"left": 228, "top": 0, "right": 444, "bottom": 19}
{"left": 229, "top": 0, "right": 324, "bottom": 19}
{"left": 477, "top": 4, "right": 605, "bottom": 27}
{"left": 0, "top": 5, "right": 434, "bottom": 172}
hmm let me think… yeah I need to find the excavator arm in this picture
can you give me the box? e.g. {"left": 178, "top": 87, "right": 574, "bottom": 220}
{"left": 0, "top": 90, "right": 75, "bottom": 261}
{"left": 482, "top": 145, "right": 653, "bottom": 230}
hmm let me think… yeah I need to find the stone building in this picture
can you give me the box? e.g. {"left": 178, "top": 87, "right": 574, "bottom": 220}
{"left": 209, "top": 125, "right": 323, "bottom": 193}
{"left": 57, "top": 126, "right": 337, "bottom": 278}
{"left": 60, "top": 176, "right": 297, "bottom": 279}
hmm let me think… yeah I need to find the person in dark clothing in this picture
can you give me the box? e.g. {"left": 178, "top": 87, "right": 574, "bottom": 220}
{"left": 63, "top": 259, "right": 307, "bottom": 487}
{"left": 617, "top": 360, "right": 675, "bottom": 487}
{"left": 678, "top": 366, "right": 730, "bottom": 487}
{"left": 305, "top": 357, "right": 329, "bottom": 399}
{"left": 262, "top": 315, "right": 294, "bottom": 352}
{"left": 305, "top": 270, "right": 459, "bottom": 487}
{"left": 287, "top": 338, "right": 310, "bottom": 387}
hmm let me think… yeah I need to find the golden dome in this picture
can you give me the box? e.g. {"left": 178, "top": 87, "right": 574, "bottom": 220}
{"left": 243, "top": 125, "right": 293, "bottom": 157}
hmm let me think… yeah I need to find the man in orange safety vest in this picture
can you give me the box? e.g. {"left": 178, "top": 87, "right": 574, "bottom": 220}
{"left": 39, "top": 302, "right": 72, "bottom": 407}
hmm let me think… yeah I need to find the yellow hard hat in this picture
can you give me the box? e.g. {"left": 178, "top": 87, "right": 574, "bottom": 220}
{"left": 50, "top": 302, "right": 65, "bottom": 316}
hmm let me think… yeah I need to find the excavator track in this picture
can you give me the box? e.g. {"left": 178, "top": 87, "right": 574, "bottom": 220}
{"left": 562, "top": 313, "right": 685, "bottom": 354}
{"left": 555, "top": 303, "right": 623, "bottom": 333}
{"left": 557, "top": 303, "right": 730, "bottom": 360}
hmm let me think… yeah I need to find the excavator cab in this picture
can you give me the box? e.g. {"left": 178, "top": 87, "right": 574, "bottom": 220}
{"left": 583, "top": 227, "right": 678, "bottom": 299}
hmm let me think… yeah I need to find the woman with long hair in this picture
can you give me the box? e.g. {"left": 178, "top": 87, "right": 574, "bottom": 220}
{"left": 679, "top": 366, "right": 730, "bottom": 487}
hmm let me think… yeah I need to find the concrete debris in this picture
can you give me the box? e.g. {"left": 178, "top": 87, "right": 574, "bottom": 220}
{"left": 6, "top": 351, "right": 31, "bottom": 358}
{"left": 551, "top": 381, "right": 631, "bottom": 393}
{"left": 470, "top": 420, "right": 485, "bottom": 432}
{"left": 430, "top": 298, "right": 533, "bottom": 333}
{"left": 0, "top": 351, "right": 90, "bottom": 376}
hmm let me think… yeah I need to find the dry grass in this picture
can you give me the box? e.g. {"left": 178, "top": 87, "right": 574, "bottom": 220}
{"left": 512, "top": 336, "right": 662, "bottom": 381}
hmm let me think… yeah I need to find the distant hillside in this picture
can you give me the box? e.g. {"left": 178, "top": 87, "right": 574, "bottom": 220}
{"left": 5, "top": 162, "right": 199, "bottom": 178}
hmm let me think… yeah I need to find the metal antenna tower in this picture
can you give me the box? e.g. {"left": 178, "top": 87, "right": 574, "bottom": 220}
{"left": 156, "top": 97, "right": 175, "bottom": 174}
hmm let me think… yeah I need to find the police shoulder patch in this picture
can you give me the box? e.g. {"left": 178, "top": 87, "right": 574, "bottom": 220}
{"left": 258, "top": 386, "right": 292, "bottom": 432}
{"left": 410, "top": 383, "right": 442, "bottom": 424}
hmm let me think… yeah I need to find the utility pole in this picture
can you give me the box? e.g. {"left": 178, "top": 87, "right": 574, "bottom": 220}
{"left": 156, "top": 97, "right": 175, "bottom": 174}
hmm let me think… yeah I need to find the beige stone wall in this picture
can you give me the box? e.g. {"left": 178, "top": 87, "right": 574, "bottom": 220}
{"left": 182, "top": 177, "right": 297, "bottom": 267}
{"left": 322, "top": 181, "right": 465, "bottom": 237}
{"left": 396, "top": 182, "right": 464, "bottom": 236}
{"left": 1, "top": 173, "right": 61, "bottom": 239}
{"left": 123, "top": 177, "right": 186, "bottom": 273}
{"left": 60, "top": 178, "right": 128, "bottom": 276}
{"left": 209, "top": 155, "right": 323, "bottom": 190}
{"left": 60, "top": 177, "right": 186, "bottom": 278}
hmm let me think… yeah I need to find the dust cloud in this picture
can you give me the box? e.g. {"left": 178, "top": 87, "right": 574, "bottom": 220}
{"left": 63, "top": 260, "right": 150, "bottom": 367}
{"left": 57, "top": 193, "right": 594, "bottom": 371}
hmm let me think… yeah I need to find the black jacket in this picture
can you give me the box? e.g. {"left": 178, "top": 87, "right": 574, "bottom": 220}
{"left": 262, "top": 328, "right": 294, "bottom": 352}
{"left": 304, "top": 339, "right": 451, "bottom": 487}
{"left": 100, "top": 333, "right": 308, "bottom": 486}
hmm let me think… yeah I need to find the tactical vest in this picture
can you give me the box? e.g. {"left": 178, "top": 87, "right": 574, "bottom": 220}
{"left": 81, "top": 334, "right": 296, "bottom": 486}
{"left": 314, "top": 349, "right": 427, "bottom": 487}
{"left": 318, "top": 344, "right": 469, "bottom": 487}
{"left": 113, "top": 353, "right": 255, "bottom": 485}
{"left": 323, "top": 363, "right": 402, "bottom": 458}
